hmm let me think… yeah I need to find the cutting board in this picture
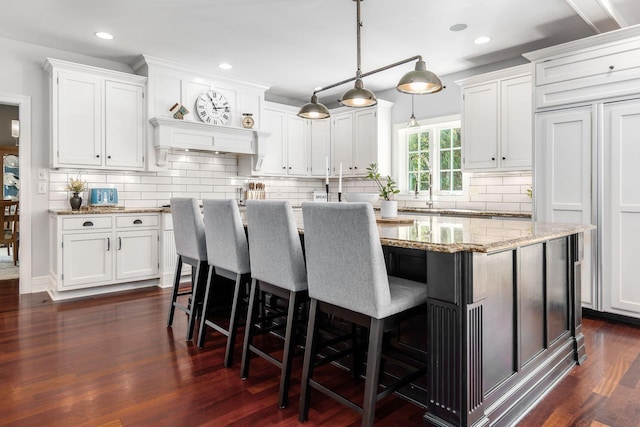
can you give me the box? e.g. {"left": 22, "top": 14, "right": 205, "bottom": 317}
{"left": 375, "top": 216, "right": 415, "bottom": 224}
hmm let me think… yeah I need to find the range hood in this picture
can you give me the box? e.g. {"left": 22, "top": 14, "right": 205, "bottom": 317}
{"left": 149, "top": 117, "right": 270, "bottom": 166}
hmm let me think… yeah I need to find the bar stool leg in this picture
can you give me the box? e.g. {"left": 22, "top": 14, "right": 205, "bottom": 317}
{"left": 362, "top": 318, "right": 384, "bottom": 427}
{"left": 299, "top": 298, "right": 320, "bottom": 422}
{"left": 241, "top": 278, "right": 260, "bottom": 380}
{"left": 278, "top": 290, "right": 303, "bottom": 409}
{"left": 224, "top": 273, "right": 246, "bottom": 368}
{"left": 186, "top": 260, "right": 206, "bottom": 341}
{"left": 167, "top": 255, "right": 183, "bottom": 327}
{"left": 197, "top": 265, "right": 216, "bottom": 348}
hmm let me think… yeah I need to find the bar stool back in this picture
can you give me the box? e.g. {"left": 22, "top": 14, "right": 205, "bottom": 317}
{"left": 241, "top": 200, "right": 308, "bottom": 409}
{"left": 300, "top": 202, "right": 428, "bottom": 426}
{"left": 197, "top": 199, "right": 251, "bottom": 368}
{"left": 167, "top": 198, "right": 208, "bottom": 340}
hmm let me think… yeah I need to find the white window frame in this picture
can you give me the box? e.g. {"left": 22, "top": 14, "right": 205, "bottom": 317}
{"left": 394, "top": 114, "right": 468, "bottom": 201}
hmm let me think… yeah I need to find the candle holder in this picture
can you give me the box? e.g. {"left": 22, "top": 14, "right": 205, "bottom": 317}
{"left": 338, "top": 192, "right": 342, "bottom": 202}
{"left": 325, "top": 183, "right": 330, "bottom": 202}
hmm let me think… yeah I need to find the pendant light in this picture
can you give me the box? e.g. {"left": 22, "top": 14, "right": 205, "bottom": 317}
{"left": 397, "top": 59, "right": 443, "bottom": 94}
{"left": 407, "top": 95, "right": 419, "bottom": 128}
{"left": 297, "top": 0, "right": 443, "bottom": 119}
{"left": 298, "top": 94, "right": 330, "bottom": 119}
{"left": 339, "top": 0, "right": 377, "bottom": 107}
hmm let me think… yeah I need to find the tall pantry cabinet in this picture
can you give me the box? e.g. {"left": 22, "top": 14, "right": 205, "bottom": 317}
{"left": 525, "top": 26, "right": 640, "bottom": 318}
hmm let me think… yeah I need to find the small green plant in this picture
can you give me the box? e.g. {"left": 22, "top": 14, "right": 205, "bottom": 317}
{"left": 65, "top": 175, "right": 87, "bottom": 193}
{"left": 526, "top": 185, "right": 533, "bottom": 199}
{"left": 366, "top": 163, "right": 400, "bottom": 201}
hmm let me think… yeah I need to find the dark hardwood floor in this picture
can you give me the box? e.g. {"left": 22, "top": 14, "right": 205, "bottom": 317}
{"left": 1, "top": 280, "right": 640, "bottom": 426}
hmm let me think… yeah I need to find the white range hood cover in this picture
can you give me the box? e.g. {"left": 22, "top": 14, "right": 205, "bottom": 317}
{"left": 149, "top": 117, "right": 270, "bottom": 166}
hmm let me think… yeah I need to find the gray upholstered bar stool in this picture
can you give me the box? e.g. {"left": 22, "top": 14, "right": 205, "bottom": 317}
{"left": 167, "top": 198, "right": 208, "bottom": 341}
{"left": 241, "top": 200, "right": 308, "bottom": 409}
{"left": 197, "top": 199, "right": 251, "bottom": 368}
{"left": 299, "top": 202, "right": 428, "bottom": 427}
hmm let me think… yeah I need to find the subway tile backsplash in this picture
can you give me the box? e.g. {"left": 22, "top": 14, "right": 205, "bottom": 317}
{"left": 48, "top": 150, "right": 532, "bottom": 213}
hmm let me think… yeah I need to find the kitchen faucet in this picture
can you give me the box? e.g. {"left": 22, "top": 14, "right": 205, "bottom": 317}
{"left": 426, "top": 171, "right": 434, "bottom": 209}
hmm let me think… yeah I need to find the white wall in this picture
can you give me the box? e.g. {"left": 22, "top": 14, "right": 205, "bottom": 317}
{"left": 0, "top": 37, "right": 134, "bottom": 283}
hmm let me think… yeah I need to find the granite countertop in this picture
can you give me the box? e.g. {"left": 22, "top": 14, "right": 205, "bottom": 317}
{"left": 372, "top": 215, "right": 592, "bottom": 253}
{"left": 50, "top": 207, "right": 167, "bottom": 215}
{"left": 397, "top": 207, "right": 531, "bottom": 219}
{"left": 252, "top": 210, "right": 592, "bottom": 254}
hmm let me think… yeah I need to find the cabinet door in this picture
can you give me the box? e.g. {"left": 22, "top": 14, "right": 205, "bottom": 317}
{"left": 500, "top": 75, "right": 532, "bottom": 169}
{"left": 535, "top": 107, "right": 595, "bottom": 308}
{"left": 354, "top": 109, "right": 377, "bottom": 175}
{"left": 116, "top": 229, "right": 159, "bottom": 281}
{"left": 462, "top": 82, "right": 499, "bottom": 170}
{"left": 602, "top": 100, "right": 640, "bottom": 317}
{"left": 333, "top": 112, "right": 354, "bottom": 175}
{"left": 62, "top": 232, "right": 113, "bottom": 289}
{"left": 286, "top": 115, "right": 308, "bottom": 176}
{"left": 309, "top": 119, "right": 331, "bottom": 177}
{"left": 56, "top": 71, "right": 102, "bottom": 167}
{"left": 105, "top": 80, "right": 145, "bottom": 169}
{"left": 261, "top": 109, "right": 286, "bottom": 174}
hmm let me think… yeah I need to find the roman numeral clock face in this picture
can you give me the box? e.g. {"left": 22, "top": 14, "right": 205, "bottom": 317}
{"left": 196, "top": 90, "right": 231, "bottom": 125}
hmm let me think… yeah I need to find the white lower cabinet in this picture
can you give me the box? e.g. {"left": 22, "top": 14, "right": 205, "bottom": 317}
{"left": 535, "top": 98, "right": 640, "bottom": 318}
{"left": 51, "top": 213, "right": 160, "bottom": 293}
{"left": 602, "top": 99, "right": 640, "bottom": 317}
{"left": 116, "top": 229, "right": 160, "bottom": 281}
{"left": 62, "top": 232, "right": 113, "bottom": 289}
{"left": 535, "top": 107, "right": 595, "bottom": 308}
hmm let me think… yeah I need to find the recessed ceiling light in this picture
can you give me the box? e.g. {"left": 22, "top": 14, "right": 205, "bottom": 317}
{"left": 449, "top": 24, "right": 467, "bottom": 32}
{"left": 474, "top": 36, "right": 492, "bottom": 45}
{"left": 95, "top": 32, "right": 114, "bottom": 40}
{"left": 219, "top": 63, "right": 232, "bottom": 70}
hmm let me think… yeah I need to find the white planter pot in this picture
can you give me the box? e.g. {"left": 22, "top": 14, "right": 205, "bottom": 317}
{"left": 380, "top": 200, "right": 398, "bottom": 219}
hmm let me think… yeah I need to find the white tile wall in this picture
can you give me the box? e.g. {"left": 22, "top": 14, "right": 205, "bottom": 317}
{"left": 48, "top": 151, "right": 533, "bottom": 213}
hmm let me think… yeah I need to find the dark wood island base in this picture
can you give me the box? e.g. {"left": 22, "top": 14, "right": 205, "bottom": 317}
{"left": 383, "top": 228, "right": 588, "bottom": 427}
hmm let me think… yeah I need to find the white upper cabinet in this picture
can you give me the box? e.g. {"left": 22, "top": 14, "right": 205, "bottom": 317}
{"left": 331, "top": 100, "right": 393, "bottom": 177}
{"left": 45, "top": 58, "right": 147, "bottom": 170}
{"left": 309, "top": 119, "right": 331, "bottom": 177}
{"left": 286, "top": 115, "right": 308, "bottom": 176}
{"left": 457, "top": 64, "right": 532, "bottom": 172}
{"left": 105, "top": 80, "right": 145, "bottom": 169}
{"left": 243, "top": 99, "right": 392, "bottom": 178}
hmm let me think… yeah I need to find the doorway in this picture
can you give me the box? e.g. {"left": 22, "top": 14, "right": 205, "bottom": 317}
{"left": 0, "top": 93, "right": 31, "bottom": 294}
{"left": 0, "top": 105, "right": 20, "bottom": 281}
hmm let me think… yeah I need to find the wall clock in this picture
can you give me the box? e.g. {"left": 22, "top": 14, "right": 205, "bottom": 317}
{"left": 196, "top": 90, "right": 231, "bottom": 125}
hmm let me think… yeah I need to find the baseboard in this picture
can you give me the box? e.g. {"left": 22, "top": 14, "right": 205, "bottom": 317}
{"left": 583, "top": 308, "right": 640, "bottom": 326}
{"left": 30, "top": 276, "right": 50, "bottom": 293}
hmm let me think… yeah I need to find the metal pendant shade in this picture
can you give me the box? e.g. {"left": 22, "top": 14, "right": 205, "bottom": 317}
{"left": 298, "top": 94, "right": 330, "bottom": 119}
{"left": 340, "top": 77, "right": 377, "bottom": 107}
{"left": 397, "top": 60, "right": 443, "bottom": 94}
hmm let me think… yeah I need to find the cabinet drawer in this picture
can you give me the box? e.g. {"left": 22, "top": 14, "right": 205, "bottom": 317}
{"left": 535, "top": 38, "right": 640, "bottom": 86}
{"left": 62, "top": 216, "right": 112, "bottom": 231}
{"left": 116, "top": 214, "right": 159, "bottom": 228}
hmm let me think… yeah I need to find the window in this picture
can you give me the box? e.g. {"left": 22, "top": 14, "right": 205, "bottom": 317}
{"left": 401, "top": 118, "right": 463, "bottom": 194}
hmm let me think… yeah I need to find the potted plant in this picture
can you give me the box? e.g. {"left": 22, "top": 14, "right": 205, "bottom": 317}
{"left": 366, "top": 163, "right": 400, "bottom": 218}
{"left": 65, "top": 175, "right": 87, "bottom": 210}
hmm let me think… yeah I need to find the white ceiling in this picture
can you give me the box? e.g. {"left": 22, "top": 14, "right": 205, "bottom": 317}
{"left": 1, "top": 0, "right": 639, "bottom": 105}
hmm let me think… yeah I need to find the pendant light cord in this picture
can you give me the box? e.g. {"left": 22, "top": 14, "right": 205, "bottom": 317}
{"left": 356, "top": 0, "right": 362, "bottom": 78}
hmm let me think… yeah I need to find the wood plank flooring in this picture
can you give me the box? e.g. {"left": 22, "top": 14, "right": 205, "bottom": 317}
{"left": 1, "top": 280, "right": 640, "bottom": 426}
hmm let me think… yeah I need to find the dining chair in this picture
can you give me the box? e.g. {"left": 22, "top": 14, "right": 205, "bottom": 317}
{"left": 241, "top": 200, "right": 308, "bottom": 409}
{"left": 167, "top": 198, "right": 208, "bottom": 340}
{"left": 299, "top": 202, "right": 428, "bottom": 427}
{"left": 0, "top": 200, "right": 19, "bottom": 265}
{"left": 197, "top": 199, "right": 251, "bottom": 368}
